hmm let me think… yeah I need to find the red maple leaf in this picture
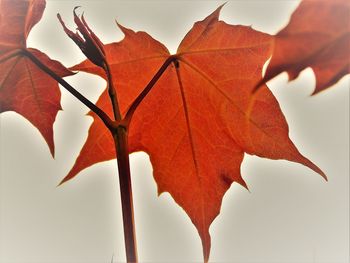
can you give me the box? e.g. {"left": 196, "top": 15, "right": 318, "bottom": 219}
{"left": 0, "top": 0, "right": 72, "bottom": 156}
{"left": 262, "top": 0, "right": 350, "bottom": 94}
{"left": 60, "top": 6, "right": 326, "bottom": 261}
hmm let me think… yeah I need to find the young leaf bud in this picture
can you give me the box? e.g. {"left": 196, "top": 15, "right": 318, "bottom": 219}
{"left": 57, "top": 7, "right": 106, "bottom": 68}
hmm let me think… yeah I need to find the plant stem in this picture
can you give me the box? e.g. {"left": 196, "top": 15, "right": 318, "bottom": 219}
{"left": 110, "top": 56, "right": 177, "bottom": 262}
{"left": 103, "top": 54, "right": 137, "bottom": 262}
{"left": 104, "top": 62, "right": 122, "bottom": 121}
{"left": 113, "top": 126, "right": 138, "bottom": 263}
{"left": 107, "top": 56, "right": 178, "bottom": 263}
{"left": 22, "top": 49, "right": 114, "bottom": 129}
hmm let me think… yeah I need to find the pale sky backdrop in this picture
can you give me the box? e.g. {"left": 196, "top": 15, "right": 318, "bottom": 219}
{"left": 0, "top": 1, "right": 349, "bottom": 262}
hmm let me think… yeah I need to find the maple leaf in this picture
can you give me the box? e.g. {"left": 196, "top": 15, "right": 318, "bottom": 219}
{"left": 62, "top": 6, "right": 326, "bottom": 261}
{"left": 0, "top": 0, "right": 72, "bottom": 156}
{"left": 261, "top": 0, "right": 350, "bottom": 94}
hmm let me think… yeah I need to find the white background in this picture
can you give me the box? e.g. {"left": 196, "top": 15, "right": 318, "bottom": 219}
{"left": 0, "top": 1, "right": 349, "bottom": 262}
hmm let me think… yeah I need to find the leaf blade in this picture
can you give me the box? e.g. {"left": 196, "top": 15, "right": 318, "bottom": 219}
{"left": 262, "top": 0, "right": 350, "bottom": 94}
{"left": 68, "top": 6, "right": 326, "bottom": 261}
{"left": 0, "top": 0, "right": 73, "bottom": 156}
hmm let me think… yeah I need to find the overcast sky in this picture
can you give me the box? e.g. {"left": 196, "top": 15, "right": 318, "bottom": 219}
{"left": 0, "top": 1, "right": 349, "bottom": 262}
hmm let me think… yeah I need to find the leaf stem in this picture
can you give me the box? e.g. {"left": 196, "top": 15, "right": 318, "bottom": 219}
{"left": 113, "top": 126, "right": 138, "bottom": 263}
{"left": 22, "top": 49, "right": 114, "bottom": 129}
{"left": 123, "top": 55, "right": 177, "bottom": 125}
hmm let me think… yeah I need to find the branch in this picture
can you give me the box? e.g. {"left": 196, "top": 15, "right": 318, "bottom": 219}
{"left": 22, "top": 49, "right": 114, "bottom": 129}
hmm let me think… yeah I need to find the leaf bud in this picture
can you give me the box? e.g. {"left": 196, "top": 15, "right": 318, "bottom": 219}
{"left": 57, "top": 7, "right": 106, "bottom": 68}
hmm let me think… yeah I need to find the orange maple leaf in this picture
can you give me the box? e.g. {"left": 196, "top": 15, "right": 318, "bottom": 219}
{"left": 0, "top": 0, "right": 72, "bottom": 156}
{"left": 262, "top": 0, "right": 350, "bottom": 94}
{"left": 60, "top": 6, "right": 326, "bottom": 261}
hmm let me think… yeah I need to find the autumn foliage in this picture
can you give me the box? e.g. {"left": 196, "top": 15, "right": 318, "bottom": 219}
{"left": 0, "top": 0, "right": 348, "bottom": 262}
{"left": 261, "top": 0, "right": 350, "bottom": 94}
{"left": 0, "top": 0, "right": 72, "bottom": 156}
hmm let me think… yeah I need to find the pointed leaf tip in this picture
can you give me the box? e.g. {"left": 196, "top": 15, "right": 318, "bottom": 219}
{"left": 201, "top": 231, "right": 211, "bottom": 263}
{"left": 57, "top": 176, "right": 71, "bottom": 187}
{"left": 57, "top": 174, "right": 70, "bottom": 187}
{"left": 238, "top": 176, "right": 250, "bottom": 191}
{"left": 115, "top": 20, "right": 136, "bottom": 37}
{"left": 316, "top": 167, "right": 328, "bottom": 182}
{"left": 205, "top": 3, "right": 226, "bottom": 23}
